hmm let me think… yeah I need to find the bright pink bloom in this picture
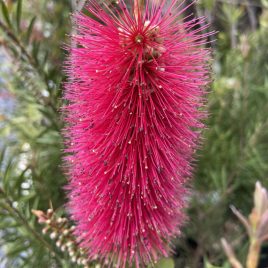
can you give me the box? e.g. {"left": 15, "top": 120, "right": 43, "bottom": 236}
{"left": 64, "top": 0, "right": 212, "bottom": 266}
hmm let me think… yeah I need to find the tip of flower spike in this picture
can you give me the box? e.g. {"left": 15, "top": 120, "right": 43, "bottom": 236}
{"left": 135, "top": 34, "right": 144, "bottom": 44}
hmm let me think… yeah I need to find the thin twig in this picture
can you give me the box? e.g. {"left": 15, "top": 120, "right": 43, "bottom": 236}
{"left": 221, "top": 238, "right": 244, "bottom": 268}
{"left": 0, "top": 19, "right": 35, "bottom": 66}
{"left": 230, "top": 205, "right": 251, "bottom": 237}
{"left": 0, "top": 187, "right": 61, "bottom": 261}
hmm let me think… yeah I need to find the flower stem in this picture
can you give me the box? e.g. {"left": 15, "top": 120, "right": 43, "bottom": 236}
{"left": 246, "top": 239, "right": 261, "bottom": 268}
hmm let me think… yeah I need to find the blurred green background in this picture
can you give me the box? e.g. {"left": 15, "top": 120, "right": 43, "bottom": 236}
{"left": 0, "top": 0, "right": 267, "bottom": 267}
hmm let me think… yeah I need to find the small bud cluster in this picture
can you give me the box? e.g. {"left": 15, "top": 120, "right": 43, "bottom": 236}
{"left": 32, "top": 208, "right": 92, "bottom": 267}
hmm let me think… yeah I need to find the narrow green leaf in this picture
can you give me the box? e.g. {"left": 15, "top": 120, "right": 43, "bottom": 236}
{"left": 32, "top": 41, "right": 40, "bottom": 62}
{"left": 2, "top": 158, "right": 12, "bottom": 191}
{"left": 16, "top": 0, "right": 22, "bottom": 32}
{"left": 0, "top": 147, "right": 7, "bottom": 165}
{"left": 26, "top": 16, "right": 36, "bottom": 44}
{"left": 42, "top": 50, "right": 49, "bottom": 67}
{"left": 1, "top": 0, "right": 12, "bottom": 28}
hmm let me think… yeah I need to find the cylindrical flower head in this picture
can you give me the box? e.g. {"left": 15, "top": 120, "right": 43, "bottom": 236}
{"left": 64, "top": 0, "right": 213, "bottom": 267}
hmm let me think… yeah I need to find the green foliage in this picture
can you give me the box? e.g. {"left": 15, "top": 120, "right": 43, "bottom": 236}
{"left": 180, "top": 4, "right": 268, "bottom": 268}
{"left": 0, "top": 0, "right": 71, "bottom": 266}
{"left": 1, "top": 0, "right": 12, "bottom": 28}
{"left": 0, "top": 0, "right": 267, "bottom": 267}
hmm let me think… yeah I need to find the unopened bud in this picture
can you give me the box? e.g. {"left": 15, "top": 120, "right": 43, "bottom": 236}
{"left": 50, "top": 232, "right": 57, "bottom": 239}
{"left": 63, "top": 229, "right": 69, "bottom": 236}
{"left": 77, "top": 258, "right": 83, "bottom": 265}
{"left": 66, "top": 241, "right": 73, "bottom": 248}
{"left": 47, "top": 208, "right": 53, "bottom": 216}
{"left": 58, "top": 234, "right": 64, "bottom": 241}
{"left": 69, "top": 250, "right": 75, "bottom": 257}
{"left": 57, "top": 217, "right": 63, "bottom": 223}
{"left": 42, "top": 227, "right": 49, "bottom": 234}
{"left": 82, "top": 259, "right": 88, "bottom": 265}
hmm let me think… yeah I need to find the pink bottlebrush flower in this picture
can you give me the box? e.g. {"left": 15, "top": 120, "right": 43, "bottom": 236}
{"left": 64, "top": 0, "right": 213, "bottom": 267}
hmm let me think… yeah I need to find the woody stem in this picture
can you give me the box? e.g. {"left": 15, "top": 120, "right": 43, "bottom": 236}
{"left": 246, "top": 239, "right": 261, "bottom": 268}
